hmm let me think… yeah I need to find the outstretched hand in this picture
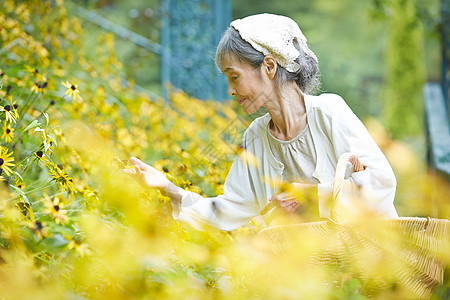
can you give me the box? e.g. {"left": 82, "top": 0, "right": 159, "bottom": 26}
{"left": 123, "top": 157, "right": 171, "bottom": 191}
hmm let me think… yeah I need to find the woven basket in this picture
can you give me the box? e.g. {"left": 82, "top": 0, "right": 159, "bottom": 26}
{"left": 258, "top": 153, "right": 450, "bottom": 299}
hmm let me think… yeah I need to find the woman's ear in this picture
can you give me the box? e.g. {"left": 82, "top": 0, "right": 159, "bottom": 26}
{"left": 262, "top": 56, "right": 277, "bottom": 80}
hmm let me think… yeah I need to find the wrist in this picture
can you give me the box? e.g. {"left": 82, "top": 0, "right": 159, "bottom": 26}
{"left": 159, "top": 180, "right": 171, "bottom": 194}
{"left": 160, "top": 182, "right": 182, "bottom": 205}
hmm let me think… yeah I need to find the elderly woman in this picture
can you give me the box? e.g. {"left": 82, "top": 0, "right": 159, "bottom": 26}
{"left": 125, "top": 14, "right": 398, "bottom": 231}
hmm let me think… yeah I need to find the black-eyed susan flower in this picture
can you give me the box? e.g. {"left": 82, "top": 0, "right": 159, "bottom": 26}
{"left": 1, "top": 124, "right": 14, "bottom": 143}
{"left": 47, "top": 163, "right": 75, "bottom": 193}
{"left": 10, "top": 99, "right": 19, "bottom": 119}
{"left": 67, "top": 239, "right": 92, "bottom": 257}
{"left": 28, "top": 221, "right": 47, "bottom": 240}
{"left": 16, "top": 201, "right": 30, "bottom": 217}
{"left": 14, "top": 180, "right": 25, "bottom": 190}
{"left": 35, "top": 150, "right": 45, "bottom": 160}
{"left": 0, "top": 147, "right": 14, "bottom": 176}
{"left": 30, "top": 80, "right": 47, "bottom": 94}
{"left": 61, "top": 81, "right": 82, "bottom": 101}
{"left": 25, "top": 65, "right": 40, "bottom": 77}
{"left": 0, "top": 104, "right": 17, "bottom": 123}
{"left": 43, "top": 194, "right": 69, "bottom": 224}
{"left": 43, "top": 137, "right": 55, "bottom": 155}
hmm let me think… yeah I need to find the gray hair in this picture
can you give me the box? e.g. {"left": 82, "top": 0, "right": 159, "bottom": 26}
{"left": 215, "top": 27, "right": 320, "bottom": 95}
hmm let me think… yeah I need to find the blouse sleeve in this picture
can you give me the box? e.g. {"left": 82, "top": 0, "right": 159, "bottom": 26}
{"left": 171, "top": 131, "right": 262, "bottom": 231}
{"left": 317, "top": 95, "right": 398, "bottom": 218}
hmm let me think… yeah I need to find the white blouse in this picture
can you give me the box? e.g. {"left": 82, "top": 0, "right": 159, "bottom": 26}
{"left": 267, "top": 123, "right": 319, "bottom": 184}
{"left": 171, "top": 93, "right": 398, "bottom": 231}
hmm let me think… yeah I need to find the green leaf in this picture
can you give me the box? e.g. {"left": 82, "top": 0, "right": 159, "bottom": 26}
{"left": 23, "top": 120, "right": 41, "bottom": 132}
{"left": 39, "top": 233, "right": 69, "bottom": 254}
{"left": 43, "top": 112, "right": 49, "bottom": 126}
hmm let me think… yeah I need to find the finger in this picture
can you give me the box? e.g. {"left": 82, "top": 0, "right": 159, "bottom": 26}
{"left": 122, "top": 168, "right": 136, "bottom": 176}
{"left": 135, "top": 164, "right": 144, "bottom": 177}
{"left": 130, "top": 157, "right": 150, "bottom": 172}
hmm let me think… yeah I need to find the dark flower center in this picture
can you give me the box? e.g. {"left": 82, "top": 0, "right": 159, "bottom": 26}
{"left": 71, "top": 85, "right": 76, "bottom": 90}
{"left": 35, "top": 221, "right": 43, "bottom": 230}
{"left": 6, "top": 129, "right": 10, "bottom": 134}
{"left": 163, "top": 167, "right": 169, "bottom": 173}
{"left": 34, "top": 69, "right": 39, "bottom": 74}
{"left": 4, "top": 105, "right": 10, "bottom": 112}
{"left": 0, "top": 158, "right": 4, "bottom": 166}
{"left": 50, "top": 100, "right": 56, "bottom": 106}
{"left": 13, "top": 104, "right": 18, "bottom": 110}
{"left": 54, "top": 205, "right": 60, "bottom": 211}
{"left": 36, "top": 151, "right": 43, "bottom": 158}
{"left": 42, "top": 82, "right": 48, "bottom": 88}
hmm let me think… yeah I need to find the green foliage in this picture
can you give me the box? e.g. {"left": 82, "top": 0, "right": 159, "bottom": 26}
{"left": 383, "top": 0, "right": 426, "bottom": 139}
{"left": 0, "top": 1, "right": 447, "bottom": 299}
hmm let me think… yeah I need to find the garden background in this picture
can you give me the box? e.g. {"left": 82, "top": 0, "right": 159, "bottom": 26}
{"left": 0, "top": 0, "right": 448, "bottom": 299}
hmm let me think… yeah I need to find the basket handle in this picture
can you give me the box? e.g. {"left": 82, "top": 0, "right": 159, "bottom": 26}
{"left": 330, "top": 153, "right": 364, "bottom": 222}
{"left": 260, "top": 153, "right": 365, "bottom": 219}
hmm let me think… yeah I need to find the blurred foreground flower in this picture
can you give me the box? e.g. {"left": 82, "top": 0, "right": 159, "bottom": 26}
{"left": 67, "top": 239, "right": 92, "bottom": 257}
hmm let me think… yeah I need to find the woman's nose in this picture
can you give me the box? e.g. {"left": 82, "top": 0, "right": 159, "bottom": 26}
{"left": 228, "top": 85, "right": 236, "bottom": 96}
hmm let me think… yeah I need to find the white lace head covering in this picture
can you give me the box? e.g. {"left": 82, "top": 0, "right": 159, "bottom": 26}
{"left": 230, "top": 13, "right": 317, "bottom": 73}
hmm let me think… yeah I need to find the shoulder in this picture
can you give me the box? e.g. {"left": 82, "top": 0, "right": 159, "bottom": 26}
{"left": 244, "top": 113, "right": 270, "bottom": 138}
{"left": 306, "top": 93, "right": 353, "bottom": 119}
{"left": 307, "top": 93, "right": 348, "bottom": 113}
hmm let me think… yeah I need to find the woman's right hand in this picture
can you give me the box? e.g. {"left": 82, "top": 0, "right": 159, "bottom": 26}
{"left": 123, "top": 157, "right": 171, "bottom": 191}
{"left": 268, "top": 192, "right": 301, "bottom": 214}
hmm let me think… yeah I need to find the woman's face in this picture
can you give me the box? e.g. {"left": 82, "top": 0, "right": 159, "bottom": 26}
{"left": 221, "top": 54, "right": 274, "bottom": 114}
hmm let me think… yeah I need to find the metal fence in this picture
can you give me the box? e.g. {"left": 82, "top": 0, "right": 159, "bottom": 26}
{"left": 75, "top": 0, "right": 230, "bottom": 101}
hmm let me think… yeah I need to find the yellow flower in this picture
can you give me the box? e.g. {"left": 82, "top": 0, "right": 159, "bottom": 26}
{"left": 61, "top": 81, "right": 82, "bottom": 101}
{"left": 47, "top": 163, "right": 75, "bottom": 193}
{"left": 43, "top": 136, "right": 55, "bottom": 155}
{"left": 0, "top": 146, "right": 14, "bottom": 176}
{"left": 43, "top": 194, "right": 69, "bottom": 224}
{"left": 16, "top": 201, "right": 30, "bottom": 217}
{"left": 25, "top": 65, "right": 40, "bottom": 77}
{"left": 30, "top": 80, "right": 48, "bottom": 94}
{"left": 35, "top": 150, "right": 46, "bottom": 161}
{"left": 0, "top": 103, "right": 17, "bottom": 123}
{"left": 27, "top": 221, "right": 47, "bottom": 240}
{"left": 10, "top": 99, "right": 19, "bottom": 119}
{"left": 14, "top": 180, "right": 25, "bottom": 190}
{"left": 67, "top": 240, "right": 92, "bottom": 257}
{"left": 1, "top": 124, "right": 14, "bottom": 143}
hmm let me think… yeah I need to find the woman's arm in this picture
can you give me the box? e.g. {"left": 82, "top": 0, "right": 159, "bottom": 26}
{"left": 125, "top": 135, "right": 263, "bottom": 231}
{"left": 321, "top": 96, "right": 398, "bottom": 217}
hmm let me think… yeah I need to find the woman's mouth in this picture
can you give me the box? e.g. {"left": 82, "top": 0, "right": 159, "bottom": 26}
{"left": 237, "top": 98, "right": 245, "bottom": 105}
